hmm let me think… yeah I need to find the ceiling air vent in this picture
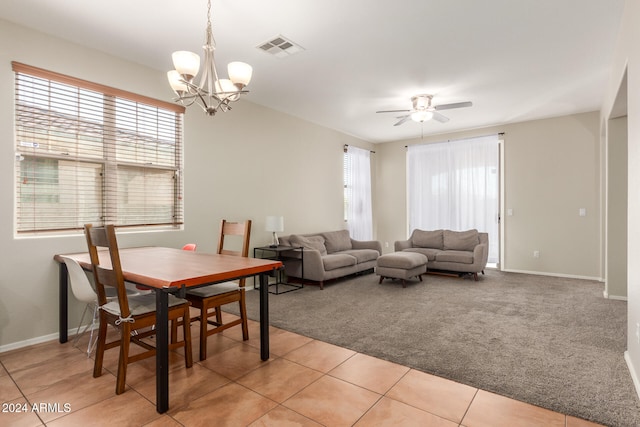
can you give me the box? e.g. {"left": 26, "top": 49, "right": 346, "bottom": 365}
{"left": 257, "top": 35, "right": 304, "bottom": 58}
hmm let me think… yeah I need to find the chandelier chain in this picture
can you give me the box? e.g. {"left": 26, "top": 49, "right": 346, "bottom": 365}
{"left": 205, "top": 0, "right": 214, "bottom": 49}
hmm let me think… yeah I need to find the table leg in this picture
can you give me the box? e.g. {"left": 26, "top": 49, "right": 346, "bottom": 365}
{"left": 156, "top": 289, "right": 170, "bottom": 413}
{"left": 59, "top": 263, "right": 69, "bottom": 343}
{"left": 259, "top": 272, "right": 270, "bottom": 360}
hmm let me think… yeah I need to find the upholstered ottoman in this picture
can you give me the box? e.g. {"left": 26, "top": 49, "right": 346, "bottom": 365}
{"left": 376, "top": 252, "right": 428, "bottom": 288}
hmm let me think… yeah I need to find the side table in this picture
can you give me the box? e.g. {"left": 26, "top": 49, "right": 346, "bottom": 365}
{"left": 253, "top": 245, "right": 304, "bottom": 294}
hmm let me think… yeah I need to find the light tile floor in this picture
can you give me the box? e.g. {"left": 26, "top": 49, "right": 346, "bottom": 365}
{"left": 0, "top": 313, "right": 605, "bottom": 427}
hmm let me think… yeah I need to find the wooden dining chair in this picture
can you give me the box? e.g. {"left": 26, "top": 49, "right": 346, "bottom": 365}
{"left": 84, "top": 224, "right": 193, "bottom": 395}
{"left": 185, "top": 219, "right": 251, "bottom": 361}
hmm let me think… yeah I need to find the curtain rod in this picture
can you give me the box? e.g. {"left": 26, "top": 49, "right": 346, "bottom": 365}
{"left": 344, "top": 144, "right": 376, "bottom": 153}
{"left": 404, "top": 132, "right": 505, "bottom": 148}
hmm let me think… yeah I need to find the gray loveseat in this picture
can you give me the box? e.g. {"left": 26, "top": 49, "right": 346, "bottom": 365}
{"left": 278, "top": 230, "right": 381, "bottom": 289}
{"left": 395, "top": 229, "right": 488, "bottom": 281}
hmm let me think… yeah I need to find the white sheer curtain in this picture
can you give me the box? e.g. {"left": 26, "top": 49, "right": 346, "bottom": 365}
{"left": 407, "top": 135, "right": 499, "bottom": 263}
{"left": 345, "top": 146, "right": 373, "bottom": 240}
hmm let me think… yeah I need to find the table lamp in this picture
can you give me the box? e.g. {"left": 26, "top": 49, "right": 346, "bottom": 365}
{"left": 265, "top": 216, "right": 284, "bottom": 247}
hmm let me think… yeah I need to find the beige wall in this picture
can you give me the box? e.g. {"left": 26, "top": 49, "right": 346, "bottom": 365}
{"left": 602, "top": 0, "right": 640, "bottom": 397}
{"left": 0, "top": 19, "right": 372, "bottom": 349}
{"left": 375, "top": 112, "right": 602, "bottom": 280}
{"left": 606, "top": 116, "right": 628, "bottom": 299}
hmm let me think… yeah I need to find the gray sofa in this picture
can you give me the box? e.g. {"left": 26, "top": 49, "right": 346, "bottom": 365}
{"left": 278, "top": 229, "right": 381, "bottom": 289}
{"left": 395, "top": 229, "right": 488, "bottom": 281}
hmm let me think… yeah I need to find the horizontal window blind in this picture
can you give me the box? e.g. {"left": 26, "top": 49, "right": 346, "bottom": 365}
{"left": 13, "top": 62, "right": 184, "bottom": 233}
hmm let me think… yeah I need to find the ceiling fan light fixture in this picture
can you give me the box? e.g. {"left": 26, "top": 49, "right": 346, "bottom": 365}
{"left": 413, "top": 95, "right": 429, "bottom": 110}
{"left": 377, "top": 94, "right": 471, "bottom": 127}
{"left": 411, "top": 110, "right": 434, "bottom": 122}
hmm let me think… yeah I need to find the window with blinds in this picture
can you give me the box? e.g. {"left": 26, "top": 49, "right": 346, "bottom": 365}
{"left": 13, "top": 62, "right": 185, "bottom": 234}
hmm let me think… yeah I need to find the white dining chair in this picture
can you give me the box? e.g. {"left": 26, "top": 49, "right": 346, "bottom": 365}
{"left": 62, "top": 256, "right": 139, "bottom": 356}
{"left": 61, "top": 256, "right": 101, "bottom": 356}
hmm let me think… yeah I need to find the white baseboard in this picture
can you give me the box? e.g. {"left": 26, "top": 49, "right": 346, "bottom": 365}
{"left": 625, "top": 351, "right": 640, "bottom": 401}
{"left": 603, "top": 290, "right": 628, "bottom": 301}
{"left": 0, "top": 330, "right": 73, "bottom": 354}
{"left": 501, "top": 268, "right": 602, "bottom": 282}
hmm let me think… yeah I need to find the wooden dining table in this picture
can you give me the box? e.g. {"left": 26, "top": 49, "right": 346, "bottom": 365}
{"left": 54, "top": 246, "right": 282, "bottom": 413}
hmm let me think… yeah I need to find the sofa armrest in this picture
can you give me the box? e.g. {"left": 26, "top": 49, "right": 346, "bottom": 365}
{"left": 473, "top": 243, "right": 489, "bottom": 270}
{"left": 303, "top": 249, "right": 325, "bottom": 280}
{"left": 351, "top": 239, "right": 382, "bottom": 254}
{"left": 281, "top": 248, "right": 325, "bottom": 281}
{"left": 395, "top": 239, "right": 412, "bottom": 251}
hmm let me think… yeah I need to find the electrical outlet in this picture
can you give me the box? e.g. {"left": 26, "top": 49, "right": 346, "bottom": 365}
{"left": 636, "top": 323, "right": 640, "bottom": 345}
{"left": 385, "top": 242, "right": 389, "bottom": 248}
{"left": 533, "top": 250, "right": 540, "bottom": 258}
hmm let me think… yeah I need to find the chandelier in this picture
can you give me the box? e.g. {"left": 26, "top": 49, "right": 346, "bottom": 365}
{"left": 167, "top": 0, "right": 252, "bottom": 116}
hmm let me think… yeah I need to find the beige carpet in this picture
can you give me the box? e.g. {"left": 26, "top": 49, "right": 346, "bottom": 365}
{"left": 233, "top": 269, "right": 640, "bottom": 427}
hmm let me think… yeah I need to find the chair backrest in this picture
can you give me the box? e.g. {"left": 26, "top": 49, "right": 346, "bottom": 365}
{"left": 84, "top": 223, "right": 131, "bottom": 316}
{"left": 61, "top": 256, "right": 97, "bottom": 304}
{"left": 217, "top": 220, "right": 251, "bottom": 257}
{"left": 217, "top": 220, "right": 252, "bottom": 286}
{"left": 182, "top": 243, "right": 197, "bottom": 251}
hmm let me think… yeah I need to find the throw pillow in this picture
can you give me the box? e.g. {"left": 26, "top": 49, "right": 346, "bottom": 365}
{"left": 412, "top": 229, "right": 444, "bottom": 249}
{"left": 322, "top": 230, "right": 352, "bottom": 253}
{"left": 289, "top": 234, "right": 328, "bottom": 255}
{"left": 443, "top": 229, "right": 480, "bottom": 251}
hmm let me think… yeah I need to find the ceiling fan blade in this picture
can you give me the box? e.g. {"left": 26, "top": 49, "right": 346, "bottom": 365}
{"left": 393, "top": 115, "right": 411, "bottom": 126}
{"left": 377, "top": 109, "right": 411, "bottom": 113}
{"left": 432, "top": 111, "right": 449, "bottom": 123}
{"left": 434, "top": 101, "right": 472, "bottom": 111}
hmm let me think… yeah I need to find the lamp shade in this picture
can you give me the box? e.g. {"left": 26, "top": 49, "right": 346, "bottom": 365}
{"left": 228, "top": 61, "right": 253, "bottom": 87}
{"left": 172, "top": 51, "right": 200, "bottom": 80}
{"left": 215, "top": 79, "right": 239, "bottom": 101}
{"left": 265, "top": 216, "right": 284, "bottom": 232}
{"left": 167, "top": 70, "right": 188, "bottom": 95}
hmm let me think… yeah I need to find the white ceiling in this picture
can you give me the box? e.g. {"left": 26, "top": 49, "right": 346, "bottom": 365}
{"left": 0, "top": 0, "right": 625, "bottom": 143}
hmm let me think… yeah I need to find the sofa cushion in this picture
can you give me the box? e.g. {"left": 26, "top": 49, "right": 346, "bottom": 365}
{"left": 289, "top": 234, "right": 328, "bottom": 255}
{"left": 443, "top": 229, "right": 479, "bottom": 251}
{"left": 322, "top": 253, "right": 357, "bottom": 271}
{"left": 435, "top": 250, "right": 474, "bottom": 264}
{"left": 341, "top": 249, "right": 379, "bottom": 264}
{"left": 322, "top": 230, "right": 352, "bottom": 253}
{"left": 403, "top": 247, "right": 441, "bottom": 261}
{"left": 412, "top": 229, "right": 443, "bottom": 249}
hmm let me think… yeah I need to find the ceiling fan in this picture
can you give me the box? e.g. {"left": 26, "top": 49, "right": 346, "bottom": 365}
{"left": 376, "top": 94, "right": 472, "bottom": 126}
